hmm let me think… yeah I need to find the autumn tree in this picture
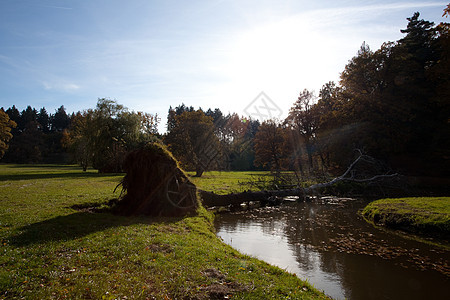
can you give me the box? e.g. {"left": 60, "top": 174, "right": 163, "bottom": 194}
{"left": 222, "top": 114, "right": 259, "bottom": 171}
{"left": 206, "top": 111, "right": 259, "bottom": 171}
{"left": 285, "top": 89, "right": 320, "bottom": 171}
{"left": 0, "top": 109, "right": 17, "bottom": 159}
{"left": 62, "top": 111, "right": 93, "bottom": 171}
{"left": 165, "top": 109, "right": 220, "bottom": 177}
{"left": 167, "top": 104, "right": 194, "bottom": 132}
{"left": 254, "top": 120, "right": 284, "bottom": 171}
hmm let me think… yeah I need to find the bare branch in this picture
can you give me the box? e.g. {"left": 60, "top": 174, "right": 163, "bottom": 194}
{"left": 201, "top": 151, "right": 400, "bottom": 207}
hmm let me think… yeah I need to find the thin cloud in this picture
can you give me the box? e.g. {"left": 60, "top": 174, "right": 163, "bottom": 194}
{"left": 311, "top": 1, "right": 447, "bottom": 21}
{"left": 43, "top": 81, "right": 80, "bottom": 92}
{"left": 32, "top": 4, "right": 73, "bottom": 10}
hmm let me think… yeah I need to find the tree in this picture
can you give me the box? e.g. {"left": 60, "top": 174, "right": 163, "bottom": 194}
{"left": 37, "top": 107, "right": 50, "bottom": 132}
{"left": 328, "top": 11, "right": 447, "bottom": 175}
{"left": 138, "top": 111, "right": 159, "bottom": 136}
{"left": 20, "top": 106, "right": 38, "bottom": 130}
{"left": 3, "top": 106, "right": 47, "bottom": 163}
{"left": 253, "top": 120, "right": 284, "bottom": 171}
{"left": 165, "top": 109, "right": 220, "bottom": 177}
{"left": 167, "top": 104, "right": 194, "bottom": 132}
{"left": 5, "top": 121, "right": 46, "bottom": 163}
{"left": 0, "top": 109, "right": 17, "bottom": 159}
{"left": 63, "top": 99, "right": 159, "bottom": 172}
{"left": 285, "top": 89, "right": 320, "bottom": 171}
{"left": 222, "top": 114, "right": 258, "bottom": 171}
{"left": 52, "top": 105, "right": 70, "bottom": 132}
{"left": 5, "top": 106, "right": 20, "bottom": 133}
{"left": 62, "top": 111, "right": 93, "bottom": 171}
{"left": 428, "top": 7, "right": 450, "bottom": 167}
{"left": 314, "top": 82, "right": 346, "bottom": 170}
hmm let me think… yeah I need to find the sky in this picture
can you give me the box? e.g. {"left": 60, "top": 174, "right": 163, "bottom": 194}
{"left": 0, "top": 0, "right": 448, "bottom": 131}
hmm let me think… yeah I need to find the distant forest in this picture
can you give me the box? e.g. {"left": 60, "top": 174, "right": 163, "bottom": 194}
{"left": 1, "top": 11, "right": 449, "bottom": 177}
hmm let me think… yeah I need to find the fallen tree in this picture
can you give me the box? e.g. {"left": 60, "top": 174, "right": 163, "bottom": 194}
{"left": 114, "top": 145, "right": 399, "bottom": 212}
{"left": 201, "top": 151, "right": 399, "bottom": 207}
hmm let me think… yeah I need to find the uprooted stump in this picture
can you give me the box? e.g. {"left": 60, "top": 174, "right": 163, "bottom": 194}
{"left": 115, "top": 143, "right": 198, "bottom": 216}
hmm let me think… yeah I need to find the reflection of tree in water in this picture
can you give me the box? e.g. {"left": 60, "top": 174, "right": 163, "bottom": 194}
{"left": 283, "top": 202, "right": 346, "bottom": 280}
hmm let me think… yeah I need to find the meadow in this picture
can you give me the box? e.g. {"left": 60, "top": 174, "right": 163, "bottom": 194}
{"left": 0, "top": 164, "right": 328, "bottom": 299}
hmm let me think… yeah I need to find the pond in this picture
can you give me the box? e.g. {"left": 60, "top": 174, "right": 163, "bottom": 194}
{"left": 214, "top": 198, "right": 449, "bottom": 300}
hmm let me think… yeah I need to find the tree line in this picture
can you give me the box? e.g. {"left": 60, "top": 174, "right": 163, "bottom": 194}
{"left": 166, "top": 11, "right": 449, "bottom": 177}
{"left": 1, "top": 10, "right": 448, "bottom": 177}
{"left": 0, "top": 105, "right": 71, "bottom": 163}
{"left": 0, "top": 100, "right": 159, "bottom": 172}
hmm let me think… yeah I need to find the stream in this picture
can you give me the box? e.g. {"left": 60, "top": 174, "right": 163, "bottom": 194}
{"left": 214, "top": 198, "right": 449, "bottom": 299}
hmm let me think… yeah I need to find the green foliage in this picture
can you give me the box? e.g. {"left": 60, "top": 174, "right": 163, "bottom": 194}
{"left": 0, "top": 164, "right": 327, "bottom": 299}
{"left": 64, "top": 99, "right": 159, "bottom": 172}
{"left": 3, "top": 105, "right": 71, "bottom": 163}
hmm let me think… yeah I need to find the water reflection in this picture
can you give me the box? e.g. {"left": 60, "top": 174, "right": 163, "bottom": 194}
{"left": 215, "top": 199, "right": 449, "bottom": 300}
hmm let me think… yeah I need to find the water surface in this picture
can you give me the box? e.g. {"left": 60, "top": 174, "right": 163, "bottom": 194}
{"left": 215, "top": 198, "right": 449, "bottom": 299}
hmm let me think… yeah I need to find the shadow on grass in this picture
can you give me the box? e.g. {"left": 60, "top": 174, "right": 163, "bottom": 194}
{"left": 0, "top": 172, "right": 123, "bottom": 182}
{"left": 5, "top": 164, "right": 80, "bottom": 168}
{"left": 10, "top": 208, "right": 184, "bottom": 247}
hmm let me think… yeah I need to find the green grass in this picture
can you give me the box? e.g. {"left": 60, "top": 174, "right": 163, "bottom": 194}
{"left": 188, "top": 171, "right": 270, "bottom": 194}
{"left": 0, "top": 164, "right": 328, "bottom": 299}
{"left": 362, "top": 197, "right": 450, "bottom": 241}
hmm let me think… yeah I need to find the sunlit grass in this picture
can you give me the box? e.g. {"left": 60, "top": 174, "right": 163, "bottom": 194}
{"left": 362, "top": 197, "right": 450, "bottom": 241}
{"left": 188, "top": 171, "right": 270, "bottom": 194}
{"left": 0, "top": 164, "right": 328, "bottom": 299}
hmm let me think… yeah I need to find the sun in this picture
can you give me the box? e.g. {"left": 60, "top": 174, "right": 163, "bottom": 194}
{"left": 214, "top": 15, "right": 337, "bottom": 117}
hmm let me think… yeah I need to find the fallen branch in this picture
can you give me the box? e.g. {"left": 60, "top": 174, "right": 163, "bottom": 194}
{"left": 201, "top": 151, "right": 399, "bottom": 207}
{"left": 200, "top": 188, "right": 305, "bottom": 207}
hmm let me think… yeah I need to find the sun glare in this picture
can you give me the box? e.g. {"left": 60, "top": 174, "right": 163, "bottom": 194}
{"left": 217, "top": 15, "right": 341, "bottom": 117}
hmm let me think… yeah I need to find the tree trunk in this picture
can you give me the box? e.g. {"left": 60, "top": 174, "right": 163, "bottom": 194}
{"left": 200, "top": 152, "right": 398, "bottom": 207}
{"left": 195, "top": 165, "right": 204, "bottom": 177}
{"left": 200, "top": 188, "right": 305, "bottom": 207}
{"left": 305, "top": 142, "right": 314, "bottom": 171}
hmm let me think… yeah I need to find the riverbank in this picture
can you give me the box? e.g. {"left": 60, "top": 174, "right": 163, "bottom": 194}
{"left": 362, "top": 197, "right": 450, "bottom": 243}
{"left": 0, "top": 165, "right": 328, "bottom": 299}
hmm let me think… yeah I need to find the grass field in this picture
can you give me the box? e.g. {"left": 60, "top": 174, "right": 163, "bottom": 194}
{"left": 188, "top": 171, "right": 269, "bottom": 194}
{"left": 362, "top": 197, "right": 450, "bottom": 241}
{"left": 0, "top": 164, "right": 328, "bottom": 299}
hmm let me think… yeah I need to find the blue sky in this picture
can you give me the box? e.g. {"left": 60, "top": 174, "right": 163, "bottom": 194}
{"left": 0, "top": 0, "right": 447, "bottom": 131}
